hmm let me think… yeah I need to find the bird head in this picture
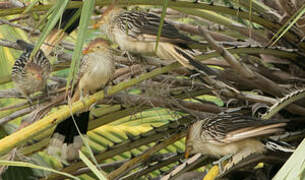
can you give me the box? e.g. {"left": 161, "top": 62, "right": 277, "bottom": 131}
{"left": 26, "top": 63, "right": 43, "bottom": 81}
{"left": 82, "top": 38, "right": 110, "bottom": 54}
{"left": 92, "top": 5, "right": 122, "bottom": 30}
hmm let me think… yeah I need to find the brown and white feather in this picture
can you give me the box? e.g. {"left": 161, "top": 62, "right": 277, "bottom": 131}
{"left": 12, "top": 44, "right": 51, "bottom": 99}
{"left": 98, "top": 7, "right": 216, "bottom": 75}
{"left": 186, "top": 114, "right": 287, "bottom": 159}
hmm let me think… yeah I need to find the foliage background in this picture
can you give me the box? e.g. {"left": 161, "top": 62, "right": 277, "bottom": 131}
{"left": 0, "top": 0, "right": 305, "bottom": 180}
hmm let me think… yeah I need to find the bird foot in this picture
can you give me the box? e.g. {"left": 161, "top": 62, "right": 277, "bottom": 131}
{"left": 222, "top": 151, "right": 254, "bottom": 173}
{"left": 26, "top": 96, "right": 34, "bottom": 106}
{"left": 213, "top": 154, "right": 233, "bottom": 174}
{"left": 121, "top": 51, "right": 135, "bottom": 62}
{"left": 103, "top": 86, "right": 110, "bottom": 96}
{"left": 79, "top": 90, "right": 88, "bottom": 106}
{"left": 79, "top": 94, "right": 88, "bottom": 108}
{"left": 80, "top": 97, "right": 87, "bottom": 108}
{"left": 89, "top": 102, "right": 97, "bottom": 111}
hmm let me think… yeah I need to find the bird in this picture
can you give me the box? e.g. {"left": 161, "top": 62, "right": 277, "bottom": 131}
{"left": 47, "top": 38, "right": 115, "bottom": 161}
{"left": 41, "top": 1, "right": 80, "bottom": 56}
{"left": 12, "top": 40, "right": 51, "bottom": 103}
{"left": 94, "top": 6, "right": 216, "bottom": 76}
{"left": 184, "top": 113, "right": 288, "bottom": 172}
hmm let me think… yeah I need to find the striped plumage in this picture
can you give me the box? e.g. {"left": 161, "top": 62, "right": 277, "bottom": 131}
{"left": 12, "top": 40, "right": 51, "bottom": 102}
{"left": 47, "top": 38, "right": 115, "bottom": 161}
{"left": 185, "top": 114, "right": 288, "bottom": 171}
{"left": 96, "top": 7, "right": 216, "bottom": 76}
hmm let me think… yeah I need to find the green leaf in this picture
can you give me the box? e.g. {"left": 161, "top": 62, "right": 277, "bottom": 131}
{"left": 154, "top": 0, "right": 168, "bottom": 52}
{"left": 66, "top": 0, "right": 95, "bottom": 94}
{"left": 273, "top": 138, "right": 305, "bottom": 180}
{"left": 2, "top": 166, "right": 34, "bottom": 180}
{"left": 79, "top": 151, "right": 107, "bottom": 180}
{"left": 0, "top": 160, "right": 79, "bottom": 180}
{"left": 269, "top": 4, "right": 305, "bottom": 46}
{"left": 23, "top": 0, "right": 41, "bottom": 14}
{"left": 30, "top": 0, "right": 69, "bottom": 59}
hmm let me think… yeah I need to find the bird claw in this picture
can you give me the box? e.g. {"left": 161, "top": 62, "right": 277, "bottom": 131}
{"left": 213, "top": 154, "right": 233, "bottom": 174}
{"left": 89, "top": 102, "right": 97, "bottom": 111}
{"left": 79, "top": 96, "right": 87, "bottom": 107}
{"left": 121, "top": 51, "right": 135, "bottom": 62}
{"left": 26, "top": 96, "right": 33, "bottom": 106}
{"left": 79, "top": 90, "right": 87, "bottom": 105}
{"left": 103, "top": 86, "right": 110, "bottom": 96}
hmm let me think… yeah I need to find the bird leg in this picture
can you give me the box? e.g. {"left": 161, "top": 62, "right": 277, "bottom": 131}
{"left": 121, "top": 50, "right": 135, "bottom": 63}
{"left": 223, "top": 149, "right": 254, "bottom": 173}
{"left": 79, "top": 89, "right": 88, "bottom": 107}
{"left": 26, "top": 96, "right": 33, "bottom": 106}
{"left": 43, "top": 84, "right": 50, "bottom": 98}
{"left": 21, "top": 91, "right": 33, "bottom": 106}
{"left": 104, "top": 84, "right": 111, "bottom": 97}
{"left": 213, "top": 154, "right": 233, "bottom": 174}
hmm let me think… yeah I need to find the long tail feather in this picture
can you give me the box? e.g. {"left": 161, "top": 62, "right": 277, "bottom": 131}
{"left": 41, "top": 7, "right": 80, "bottom": 56}
{"left": 16, "top": 40, "right": 34, "bottom": 51}
{"left": 48, "top": 111, "right": 90, "bottom": 161}
{"left": 173, "top": 46, "right": 217, "bottom": 76}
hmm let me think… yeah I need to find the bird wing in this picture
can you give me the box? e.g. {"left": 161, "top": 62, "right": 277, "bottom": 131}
{"left": 201, "top": 114, "right": 287, "bottom": 144}
{"left": 117, "top": 11, "right": 193, "bottom": 44}
{"left": 70, "top": 55, "right": 89, "bottom": 102}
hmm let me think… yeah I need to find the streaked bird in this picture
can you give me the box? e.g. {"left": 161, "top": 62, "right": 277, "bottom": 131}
{"left": 185, "top": 114, "right": 288, "bottom": 171}
{"left": 94, "top": 6, "right": 216, "bottom": 76}
{"left": 47, "top": 38, "right": 115, "bottom": 161}
{"left": 12, "top": 40, "right": 51, "bottom": 103}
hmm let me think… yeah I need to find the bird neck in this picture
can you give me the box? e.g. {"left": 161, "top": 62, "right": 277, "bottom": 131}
{"left": 104, "top": 6, "right": 122, "bottom": 18}
{"left": 189, "top": 121, "right": 204, "bottom": 141}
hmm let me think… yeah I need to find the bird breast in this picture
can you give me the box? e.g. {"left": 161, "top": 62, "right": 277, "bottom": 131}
{"left": 192, "top": 138, "right": 266, "bottom": 158}
{"left": 112, "top": 25, "right": 156, "bottom": 55}
{"left": 13, "top": 73, "right": 46, "bottom": 95}
{"left": 78, "top": 53, "right": 114, "bottom": 93}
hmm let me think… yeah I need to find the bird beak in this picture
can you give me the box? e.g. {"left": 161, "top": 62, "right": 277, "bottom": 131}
{"left": 185, "top": 147, "right": 190, "bottom": 159}
{"left": 92, "top": 22, "right": 100, "bottom": 30}
{"left": 36, "top": 74, "right": 42, "bottom": 81}
{"left": 82, "top": 48, "right": 90, "bottom": 54}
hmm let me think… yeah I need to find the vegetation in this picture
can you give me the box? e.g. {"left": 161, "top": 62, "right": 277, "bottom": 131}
{"left": 0, "top": 0, "right": 305, "bottom": 179}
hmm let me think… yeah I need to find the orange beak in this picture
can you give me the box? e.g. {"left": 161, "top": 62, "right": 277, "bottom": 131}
{"left": 185, "top": 147, "right": 190, "bottom": 159}
{"left": 92, "top": 22, "right": 100, "bottom": 30}
{"left": 36, "top": 74, "right": 42, "bottom": 81}
{"left": 82, "top": 48, "right": 90, "bottom": 54}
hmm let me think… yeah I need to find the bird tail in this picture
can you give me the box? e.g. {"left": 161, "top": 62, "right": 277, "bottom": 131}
{"left": 16, "top": 40, "right": 34, "bottom": 52}
{"left": 41, "top": 7, "right": 80, "bottom": 56}
{"left": 158, "top": 43, "right": 216, "bottom": 76}
{"left": 47, "top": 111, "right": 90, "bottom": 161}
{"left": 174, "top": 46, "right": 217, "bottom": 76}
